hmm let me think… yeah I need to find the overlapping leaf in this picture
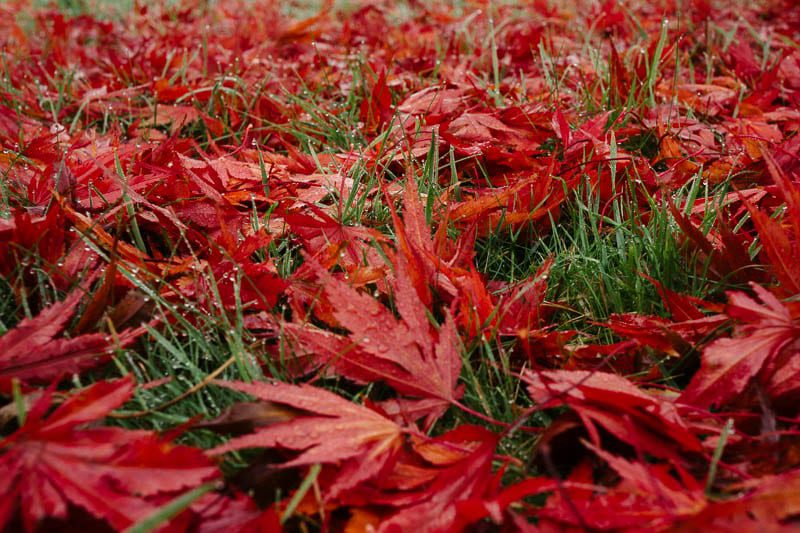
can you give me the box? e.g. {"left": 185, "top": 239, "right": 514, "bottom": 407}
{"left": 0, "top": 378, "right": 219, "bottom": 531}
{"left": 212, "top": 380, "right": 403, "bottom": 501}
{"left": 524, "top": 369, "right": 702, "bottom": 459}
{"left": 0, "top": 290, "right": 144, "bottom": 390}
{"left": 284, "top": 256, "right": 462, "bottom": 425}
{"left": 681, "top": 284, "right": 800, "bottom": 408}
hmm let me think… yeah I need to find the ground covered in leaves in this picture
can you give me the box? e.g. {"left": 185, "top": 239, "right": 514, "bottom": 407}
{"left": 2, "top": 0, "right": 800, "bottom": 531}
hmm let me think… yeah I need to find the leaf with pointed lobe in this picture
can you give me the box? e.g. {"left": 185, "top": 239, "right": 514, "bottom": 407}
{"left": 0, "top": 290, "right": 144, "bottom": 390}
{"left": 210, "top": 380, "right": 404, "bottom": 503}
{"left": 211, "top": 380, "right": 403, "bottom": 468}
{"left": 284, "top": 255, "right": 463, "bottom": 425}
{"left": 681, "top": 285, "right": 800, "bottom": 408}
{"left": 524, "top": 369, "right": 702, "bottom": 459}
{"left": 0, "top": 378, "right": 219, "bottom": 532}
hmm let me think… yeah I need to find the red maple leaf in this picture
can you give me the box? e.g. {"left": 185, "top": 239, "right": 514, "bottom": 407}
{"left": 681, "top": 284, "right": 800, "bottom": 408}
{"left": 524, "top": 369, "right": 702, "bottom": 459}
{"left": 374, "top": 425, "right": 503, "bottom": 532}
{"left": 0, "top": 290, "right": 144, "bottom": 391}
{"left": 211, "top": 380, "right": 404, "bottom": 502}
{"left": 537, "top": 446, "right": 707, "bottom": 530}
{"left": 0, "top": 377, "right": 219, "bottom": 531}
{"left": 284, "top": 255, "right": 463, "bottom": 425}
{"left": 539, "top": 445, "right": 800, "bottom": 530}
{"left": 744, "top": 150, "right": 800, "bottom": 297}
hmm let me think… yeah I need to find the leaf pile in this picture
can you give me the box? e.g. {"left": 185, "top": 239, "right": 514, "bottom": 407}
{"left": 3, "top": 0, "right": 800, "bottom": 531}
